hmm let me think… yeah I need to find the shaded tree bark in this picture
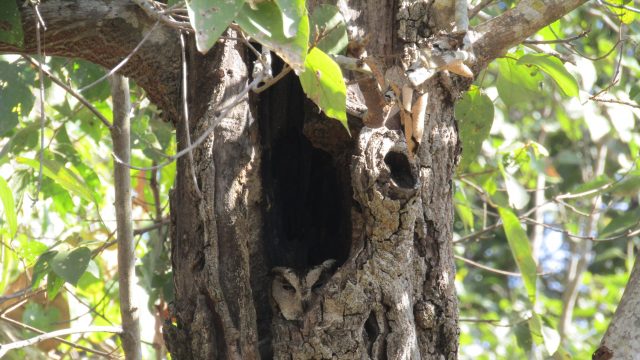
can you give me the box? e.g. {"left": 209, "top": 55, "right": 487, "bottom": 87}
{"left": 0, "top": 0, "right": 589, "bottom": 359}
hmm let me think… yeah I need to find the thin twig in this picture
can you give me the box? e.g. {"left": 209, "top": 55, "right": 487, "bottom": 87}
{"left": 34, "top": 6, "right": 45, "bottom": 204}
{"left": 78, "top": 22, "right": 160, "bottom": 93}
{"left": 523, "top": 30, "right": 589, "bottom": 44}
{"left": 131, "top": 0, "right": 192, "bottom": 31}
{"left": 599, "top": 0, "right": 640, "bottom": 14}
{"left": 111, "top": 75, "right": 264, "bottom": 171}
{"left": 455, "top": 255, "right": 522, "bottom": 276}
{"left": 0, "top": 326, "right": 122, "bottom": 357}
{"left": 469, "top": 0, "right": 495, "bottom": 19}
{"left": 1, "top": 299, "right": 114, "bottom": 358}
{"left": 23, "top": 55, "right": 112, "bottom": 129}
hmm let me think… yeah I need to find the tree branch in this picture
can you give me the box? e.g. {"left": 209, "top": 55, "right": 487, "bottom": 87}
{"left": 596, "top": 256, "right": 640, "bottom": 358}
{"left": 0, "top": 326, "right": 122, "bottom": 357}
{"left": 0, "top": 0, "right": 182, "bottom": 119}
{"left": 110, "top": 74, "right": 141, "bottom": 360}
{"left": 472, "top": 0, "right": 589, "bottom": 68}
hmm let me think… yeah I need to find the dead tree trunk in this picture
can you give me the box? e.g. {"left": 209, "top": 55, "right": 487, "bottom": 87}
{"left": 163, "top": 0, "right": 461, "bottom": 357}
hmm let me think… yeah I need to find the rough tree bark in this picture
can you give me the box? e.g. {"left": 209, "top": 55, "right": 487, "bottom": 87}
{"left": 0, "top": 0, "right": 588, "bottom": 359}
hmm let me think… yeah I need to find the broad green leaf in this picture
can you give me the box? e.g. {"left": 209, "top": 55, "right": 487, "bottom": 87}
{"left": 51, "top": 246, "right": 91, "bottom": 286}
{"left": 0, "top": 176, "right": 17, "bottom": 237}
{"left": 17, "top": 156, "right": 95, "bottom": 203}
{"left": 274, "top": 0, "right": 305, "bottom": 38}
{"left": 0, "top": 61, "right": 35, "bottom": 136}
{"left": 606, "top": 0, "right": 636, "bottom": 24}
{"left": 46, "top": 271, "right": 66, "bottom": 299}
{"left": 310, "top": 4, "right": 348, "bottom": 55}
{"left": 0, "top": 122, "right": 40, "bottom": 159}
{"left": 499, "top": 207, "right": 537, "bottom": 305}
{"left": 454, "top": 189, "right": 474, "bottom": 230}
{"left": 299, "top": 47, "right": 348, "bottom": 129}
{"left": 23, "top": 303, "right": 61, "bottom": 333}
{"left": 517, "top": 54, "right": 578, "bottom": 97}
{"left": 496, "top": 57, "right": 544, "bottom": 106}
{"left": 600, "top": 208, "right": 640, "bottom": 238}
{"left": 454, "top": 85, "right": 494, "bottom": 169}
{"left": 186, "top": 0, "right": 245, "bottom": 54}
{"left": 0, "top": 0, "right": 24, "bottom": 46}
{"left": 530, "top": 314, "right": 560, "bottom": 356}
{"left": 16, "top": 236, "right": 48, "bottom": 264}
{"left": 236, "top": 1, "right": 309, "bottom": 71}
{"left": 611, "top": 171, "right": 640, "bottom": 196}
{"left": 501, "top": 167, "right": 530, "bottom": 210}
{"left": 32, "top": 250, "right": 57, "bottom": 288}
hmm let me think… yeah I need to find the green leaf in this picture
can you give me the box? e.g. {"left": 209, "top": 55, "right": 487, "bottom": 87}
{"left": 499, "top": 207, "right": 537, "bottom": 305}
{"left": 454, "top": 189, "right": 474, "bottom": 230}
{"left": 496, "top": 57, "right": 544, "bottom": 106}
{"left": 600, "top": 208, "right": 640, "bottom": 238}
{"left": 454, "top": 85, "right": 494, "bottom": 169}
{"left": 16, "top": 156, "right": 95, "bottom": 203}
{"left": 51, "top": 246, "right": 91, "bottom": 286}
{"left": 0, "top": 176, "right": 17, "bottom": 238}
{"left": 274, "top": 0, "right": 306, "bottom": 38}
{"left": 299, "top": 47, "right": 348, "bottom": 129}
{"left": 310, "top": 4, "right": 348, "bottom": 55}
{"left": 0, "top": 61, "right": 35, "bottom": 136}
{"left": 236, "top": 1, "right": 309, "bottom": 71}
{"left": 501, "top": 169, "right": 530, "bottom": 210}
{"left": 517, "top": 54, "right": 578, "bottom": 97}
{"left": 186, "top": 0, "right": 245, "bottom": 54}
{"left": 0, "top": 0, "right": 24, "bottom": 47}
{"left": 16, "top": 236, "right": 48, "bottom": 264}
{"left": 32, "top": 250, "right": 57, "bottom": 289}
{"left": 611, "top": 171, "right": 640, "bottom": 196}
{"left": 0, "top": 122, "right": 40, "bottom": 159}
{"left": 23, "top": 303, "right": 61, "bottom": 333}
{"left": 606, "top": 0, "right": 636, "bottom": 24}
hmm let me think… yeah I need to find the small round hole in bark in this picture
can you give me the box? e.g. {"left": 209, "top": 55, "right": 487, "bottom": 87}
{"left": 384, "top": 151, "right": 416, "bottom": 188}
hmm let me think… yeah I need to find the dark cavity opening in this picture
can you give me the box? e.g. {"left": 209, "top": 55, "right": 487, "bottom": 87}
{"left": 384, "top": 151, "right": 416, "bottom": 188}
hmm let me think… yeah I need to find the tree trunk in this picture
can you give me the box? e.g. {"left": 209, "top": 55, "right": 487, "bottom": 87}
{"left": 163, "top": 1, "right": 461, "bottom": 358}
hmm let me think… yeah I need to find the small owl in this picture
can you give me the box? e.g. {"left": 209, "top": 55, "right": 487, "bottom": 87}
{"left": 270, "top": 259, "right": 337, "bottom": 321}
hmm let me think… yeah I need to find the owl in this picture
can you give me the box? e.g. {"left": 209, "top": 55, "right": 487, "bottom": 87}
{"left": 270, "top": 259, "right": 337, "bottom": 321}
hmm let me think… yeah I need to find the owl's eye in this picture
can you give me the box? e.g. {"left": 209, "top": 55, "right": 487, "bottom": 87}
{"left": 282, "top": 284, "right": 295, "bottom": 292}
{"left": 312, "top": 281, "right": 324, "bottom": 291}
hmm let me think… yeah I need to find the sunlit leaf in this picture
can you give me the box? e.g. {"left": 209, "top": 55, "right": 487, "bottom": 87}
{"left": 274, "top": 0, "right": 306, "bottom": 38}
{"left": 0, "top": 61, "right": 35, "bottom": 136}
{"left": 16, "top": 235, "right": 48, "bottom": 264}
{"left": 310, "top": 4, "right": 348, "bottom": 55}
{"left": 600, "top": 208, "right": 640, "bottom": 238}
{"left": 455, "top": 85, "right": 494, "bottom": 169}
{"left": 51, "top": 246, "right": 91, "bottom": 286}
{"left": 186, "top": 0, "right": 245, "bottom": 54}
{"left": 517, "top": 54, "right": 578, "bottom": 97}
{"left": 299, "top": 47, "right": 347, "bottom": 129}
{"left": 16, "top": 156, "right": 95, "bottom": 203}
{"left": 23, "top": 303, "right": 61, "bottom": 333}
{"left": 502, "top": 170, "right": 530, "bottom": 210}
{"left": 236, "top": 1, "right": 309, "bottom": 72}
{"left": 496, "top": 57, "right": 543, "bottom": 106}
{"left": 0, "top": 0, "right": 24, "bottom": 46}
{"left": 0, "top": 176, "right": 17, "bottom": 238}
{"left": 499, "top": 207, "right": 537, "bottom": 304}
